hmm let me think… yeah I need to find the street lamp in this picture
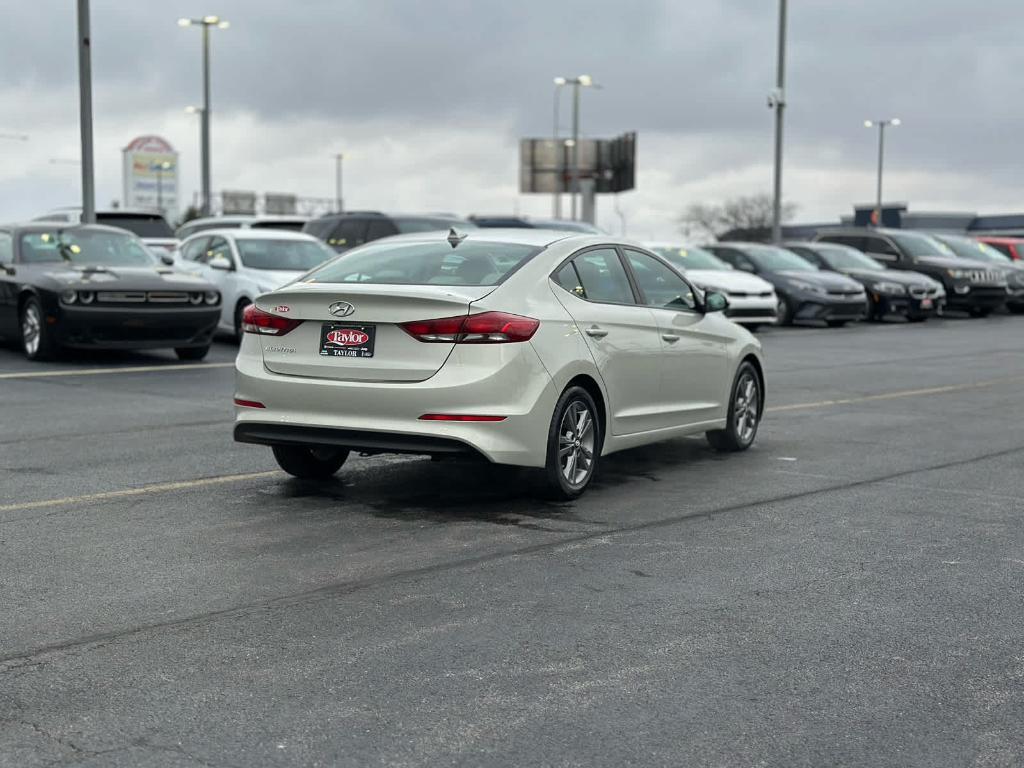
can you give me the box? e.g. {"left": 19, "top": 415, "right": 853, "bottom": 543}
{"left": 155, "top": 160, "right": 172, "bottom": 215}
{"left": 553, "top": 75, "right": 599, "bottom": 220}
{"left": 178, "top": 15, "right": 229, "bottom": 216}
{"left": 331, "top": 153, "right": 344, "bottom": 213}
{"left": 552, "top": 78, "right": 566, "bottom": 218}
{"left": 769, "top": 0, "right": 787, "bottom": 243}
{"left": 864, "top": 118, "right": 901, "bottom": 227}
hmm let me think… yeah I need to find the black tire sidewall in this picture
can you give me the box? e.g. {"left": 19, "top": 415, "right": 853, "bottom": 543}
{"left": 272, "top": 445, "right": 349, "bottom": 479}
{"left": 21, "top": 297, "right": 54, "bottom": 361}
{"left": 544, "top": 386, "right": 601, "bottom": 499}
{"left": 720, "top": 362, "right": 761, "bottom": 451}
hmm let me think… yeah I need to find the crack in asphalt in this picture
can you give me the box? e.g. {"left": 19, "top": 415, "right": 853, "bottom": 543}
{"left": 3, "top": 439, "right": 1023, "bottom": 671}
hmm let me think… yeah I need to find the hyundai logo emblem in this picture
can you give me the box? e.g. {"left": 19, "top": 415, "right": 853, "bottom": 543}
{"left": 328, "top": 301, "right": 355, "bottom": 317}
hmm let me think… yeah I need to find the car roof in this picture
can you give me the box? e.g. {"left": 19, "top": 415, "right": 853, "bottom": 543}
{"left": 182, "top": 228, "right": 320, "bottom": 242}
{"left": 9, "top": 222, "right": 141, "bottom": 236}
{"left": 364, "top": 227, "right": 583, "bottom": 248}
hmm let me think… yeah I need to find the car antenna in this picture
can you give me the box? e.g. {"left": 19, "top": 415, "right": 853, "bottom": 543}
{"left": 447, "top": 227, "right": 467, "bottom": 249}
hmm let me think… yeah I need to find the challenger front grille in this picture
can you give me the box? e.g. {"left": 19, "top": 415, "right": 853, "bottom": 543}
{"left": 96, "top": 291, "right": 192, "bottom": 304}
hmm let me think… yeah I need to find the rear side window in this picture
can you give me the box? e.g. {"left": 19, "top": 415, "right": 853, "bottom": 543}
{"left": 306, "top": 240, "right": 540, "bottom": 286}
{"left": 552, "top": 261, "right": 585, "bottom": 298}
{"left": 96, "top": 214, "right": 173, "bottom": 238}
{"left": 302, "top": 218, "right": 336, "bottom": 239}
{"left": 570, "top": 248, "right": 635, "bottom": 304}
{"left": 366, "top": 219, "right": 400, "bottom": 240}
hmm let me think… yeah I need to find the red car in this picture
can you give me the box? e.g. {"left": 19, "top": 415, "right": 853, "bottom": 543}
{"left": 975, "top": 236, "right": 1024, "bottom": 261}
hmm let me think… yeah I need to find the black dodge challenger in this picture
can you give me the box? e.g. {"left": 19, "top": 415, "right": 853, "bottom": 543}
{"left": 0, "top": 223, "right": 221, "bottom": 361}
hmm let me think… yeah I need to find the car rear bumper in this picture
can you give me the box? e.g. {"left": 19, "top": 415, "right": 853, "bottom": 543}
{"left": 54, "top": 305, "right": 220, "bottom": 349}
{"left": 233, "top": 337, "right": 558, "bottom": 467}
{"left": 872, "top": 293, "right": 945, "bottom": 318}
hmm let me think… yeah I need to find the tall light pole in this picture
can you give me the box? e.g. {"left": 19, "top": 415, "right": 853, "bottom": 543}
{"left": 864, "top": 118, "right": 901, "bottom": 227}
{"left": 331, "top": 153, "right": 344, "bottom": 213}
{"left": 769, "top": 0, "right": 787, "bottom": 243}
{"left": 77, "top": 0, "right": 96, "bottom": 223}
{"left": 184, "top": 106, "right": 204, "bottom": 214}
{"left": 155, "top": 160, "right": 172, "bottom": 215}
{"left": 178, "top": 15, "right": 229, "bottom": 217}
{"left": 554, "top": 75, "right": 597, "bottom": 220}
{"left": 552, "top": 78, "right": 566, "bottom": 218}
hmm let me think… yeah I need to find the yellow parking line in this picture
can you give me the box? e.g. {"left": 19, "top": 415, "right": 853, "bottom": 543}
{"left": 0, "top": 471, "right": 279, "bottom": 514}
{"left": 767, "top": 376, "right": 1019, "bottom": 413}
{"left": 0, "top": 362, "right": 234, "bottom": 380}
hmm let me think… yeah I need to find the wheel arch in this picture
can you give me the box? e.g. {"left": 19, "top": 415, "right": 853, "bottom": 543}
{"left": 739, "top": 353, "right": 766, "bottom": 406}
{"left": 563, "top": 373, "right": 608, "bottom": 450}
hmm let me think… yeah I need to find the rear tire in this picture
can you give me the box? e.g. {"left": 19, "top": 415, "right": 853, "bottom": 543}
{"left": 175, "top": 345, "right": 209, "bottom": 361}
{"left": 21, "top": 297, "right": 57, "bottom": 361}
{"left": 272, "top": 445, "right": 349, "bottom": 479}
{"left": 707, "top": 361, "right": 762, "bottom": 452}
{"left": 541, "top": 386, "right": 601, "bottom": 500}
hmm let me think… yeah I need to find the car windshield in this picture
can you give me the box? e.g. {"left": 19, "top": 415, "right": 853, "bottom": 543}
{"left": 813, "top": 244, "right": 885, "bottom": 270}
{"left": 306, "top": 239, "right": 540, "bottom": 286}
{"left": 236, "top": 239, "right": 334, "bottom": 271}
{"left": 20, "top": 228, "right": 155, "bottom": 267}
{"left": 651, "top": 245, "right": 729, "bottom": 270}
{"left": 392, "top": 217, "right": 478, "bottom": 234}
{"left": 890, "top": 232, "right": 954, "bottom": 258}
{"left": 745, "top": 245, "right": 818, "bottom": 271}
{"left": 937, "top": 236, "right": 1012, "bottom": 264}
{"left": 96, "top": 213, "right": 174, "bottom": 238}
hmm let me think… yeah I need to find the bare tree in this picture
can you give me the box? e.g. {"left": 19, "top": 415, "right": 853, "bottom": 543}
{"left": 679, "top": 194, "right": 797, "bottom": 240}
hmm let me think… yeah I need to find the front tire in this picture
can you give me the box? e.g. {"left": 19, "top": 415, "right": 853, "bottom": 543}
{"left": 175, "top": 345, "right": 210, "bottom": 361}
{"left": 775, "top": 294, "right": 794, "bottom": 326}
{"left": 272, "top": 445, "right": 349, "bottom": 479}
{"left": 707, "top": 361, "right": 762, "bottom": 452}
{"left": 542, "top": 386, "right": 601, "bottom": 500}
{"left": 21, "top": 297, "right": 57, "bottom": 361}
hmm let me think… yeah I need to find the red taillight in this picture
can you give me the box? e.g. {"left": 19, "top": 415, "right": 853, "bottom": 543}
{"left": 233, "top": 398, "right": 266, "bottom": 408}
{"left": 400, "top": 311, "right": 539, "bottom": 343}
{"left": 419, "top": 414, "right": 507, "bottom": 422}
{"left": 241, "top": 305, "right": 303, "bottom": 336}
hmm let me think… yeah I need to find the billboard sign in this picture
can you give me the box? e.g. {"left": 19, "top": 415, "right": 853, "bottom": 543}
{"left": 264, "top": 193, "right": 298, "bottom": 215}
{"left": 519, "top": 132, "right": 636, "bottom": 195}
{"left": 222, "top": 190, "right": 258, "bottom": 215}
{"left": 122, "top": 135, "right": 178, "bottom": 218}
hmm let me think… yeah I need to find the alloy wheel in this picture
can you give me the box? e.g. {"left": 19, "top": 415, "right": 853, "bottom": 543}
{"left": 733, "top": 371, "right": 760, "bottom": 445}
{"left": 22, "top": 303, "right": 41, "bottom": 357}
{"left": 558, "top": 400, "right": 596, "bottom": 486}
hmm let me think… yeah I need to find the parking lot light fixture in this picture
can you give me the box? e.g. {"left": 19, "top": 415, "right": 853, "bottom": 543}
{"left": 178, "top": 15, "right": 229, "bottom": 217}
{"left": 864, "top": 118, "right": 901, "bottom": 227}
{"left": 553, "top": 74, "right": 599, "bottom": 220}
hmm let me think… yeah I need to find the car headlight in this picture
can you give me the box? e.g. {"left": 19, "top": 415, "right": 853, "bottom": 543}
{"left": 947, "top": 268, "right": 970, "bottom": 279}
{"left": 189, "top": 292, "right": 204, "bottom": 305}
{"left": 789, "top": 279, "right": 825, "bottom": 295}
{"left": 1010, "top": 272, "right": 1024, "bottom": 289}
{"left": 79, "top": 290, "right": 95, "bottom": 304}
{"left": 871, "top": 281, "right": 906, "bottom": 295}
{"left": 60, "top": 289, "right": 77, "bottom": 304}
{"left": 204, "top": 291, "right": 220, "bottom": 305}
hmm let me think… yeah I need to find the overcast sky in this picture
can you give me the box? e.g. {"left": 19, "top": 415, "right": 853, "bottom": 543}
{"left": 1, "top": 0, "right": 1023, "bottom": 238}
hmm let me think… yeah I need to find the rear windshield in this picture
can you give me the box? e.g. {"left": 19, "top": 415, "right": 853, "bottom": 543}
{"left": 393, "top": 217, "right": 477, "bottom": 234}
{"left": 236, "top": 239, "right": 333, "bottom": 271}
{"left": 250, "top": 220, "right": 306, "bottom": 232}
{"left": 306, "top": 240, "right": 541, "bottom": 286}
{"left": 96, "top": 214, "right": 173, "bottom": 238}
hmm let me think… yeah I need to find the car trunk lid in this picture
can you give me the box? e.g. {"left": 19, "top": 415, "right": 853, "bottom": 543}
{"left": 255, "top": 283, "right": 495, "bottom": 382}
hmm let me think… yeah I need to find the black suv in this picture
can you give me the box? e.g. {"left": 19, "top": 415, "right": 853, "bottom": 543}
{"left": 303, "top": 212, "right": 476, "bottom": 253}
{"left": 815, "top": 228, "right": 1008, "bottom": 317}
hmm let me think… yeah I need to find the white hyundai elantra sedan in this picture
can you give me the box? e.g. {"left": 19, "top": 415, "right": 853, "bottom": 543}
{"left": 234, "top": 229, "right": 765, "bottom": 499}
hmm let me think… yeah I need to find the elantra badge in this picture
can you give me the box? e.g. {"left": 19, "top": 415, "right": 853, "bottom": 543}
{"left": 329, "top": 301, "right": 355, "bottom": 317}
{"left": 325, "top": 328, "right": 369, "bottom": 347}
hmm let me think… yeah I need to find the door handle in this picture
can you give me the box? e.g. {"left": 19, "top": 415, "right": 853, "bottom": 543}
{"left": 585, "top": 326, "right": 608, "bottom": 338}
{"left": 662, "top": 333, "right": 680, "bottom": 342}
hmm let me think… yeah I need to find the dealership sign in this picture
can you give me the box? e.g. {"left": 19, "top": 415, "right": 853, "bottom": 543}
{"left": 122, "top": 135, "right": 178, "bottom": 217}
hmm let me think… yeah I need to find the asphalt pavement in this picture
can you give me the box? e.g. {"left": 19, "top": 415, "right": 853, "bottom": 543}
{"left": 1, "top": 316, "right": 1023, "bottom": 767}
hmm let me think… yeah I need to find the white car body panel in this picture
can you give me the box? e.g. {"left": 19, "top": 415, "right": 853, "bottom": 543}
{"left": 235, "top": 231, "right": 765, "bottom": 468}
{"left": 175, "top": 229, "right": 332, "bottom": 334}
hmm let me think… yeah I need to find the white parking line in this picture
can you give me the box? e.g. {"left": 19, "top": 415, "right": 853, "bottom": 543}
{"left": 0, "top": 362, "right": 235, "bottom": 380}
{"left": 767, "top": 376, "right": 1023, "bottom": 413}
{"left": 0, "top": 471, "right": 279, "bottom": 514}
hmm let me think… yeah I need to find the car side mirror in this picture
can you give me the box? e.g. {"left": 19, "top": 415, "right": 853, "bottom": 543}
{"left": 159, "top": 253, "right": 174, "bottom": 266}
{"left": 208, "top": 254, "right": 233, "bottom": 271}
{"left": 736, "top": 262, "right": 756, "bottom": 273}
{"left": 705, "top": 291, "right": 729, "bottom": 313}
